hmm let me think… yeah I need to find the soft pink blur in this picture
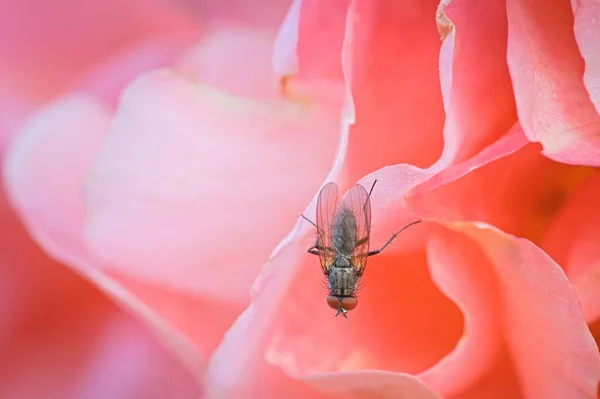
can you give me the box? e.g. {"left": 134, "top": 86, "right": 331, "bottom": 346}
{"left": 2, "top": 1, "right": 600, "bottom": 399}
{"left": 1, "top": 0, "right": 316, "bottom": 397}
{"left": 0, "top": 0, "right": 208, "bottom": 397}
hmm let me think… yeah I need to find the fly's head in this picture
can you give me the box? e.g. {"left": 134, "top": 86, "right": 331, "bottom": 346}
{"left": 326, "top": 295, "right": 358, "bottom": 319}
{"left": 326, "top": 263, "right": 360, "bottom": 318}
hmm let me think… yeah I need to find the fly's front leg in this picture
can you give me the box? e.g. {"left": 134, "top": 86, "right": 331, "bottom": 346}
{"left": 367, "top": 220, "right": 422, "bottom": 257}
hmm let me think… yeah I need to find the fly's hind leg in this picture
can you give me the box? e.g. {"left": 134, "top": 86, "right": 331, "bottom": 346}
{"left": 367, "top": 220, "right": 422, "bottom": 257}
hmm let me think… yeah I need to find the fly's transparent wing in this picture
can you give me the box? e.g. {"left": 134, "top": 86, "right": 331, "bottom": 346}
{"left": 339, "top": 183, "right": 372, "bottom": 276}
{"left": 315, "top": 182, "right": 339, "bottom": 274}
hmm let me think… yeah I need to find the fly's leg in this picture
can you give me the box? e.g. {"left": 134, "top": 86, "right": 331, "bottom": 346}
{"left": 301, "top": 214, "right": 330, "bottom": 255}
{"left": 307, "top": 244, "right": 334, "bottom": 256}
{"left": 367, "top": 220, "right": 422, "bottom": 257}
{"left": 301, "top": 214, "right": 318, "bottom": 229}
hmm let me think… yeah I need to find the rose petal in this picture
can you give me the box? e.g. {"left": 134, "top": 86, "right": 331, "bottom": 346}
{"left": 405, "top": 136, "right": 595, "bottom": 246}
{"left": 573, "top": 0, "right": 600, "bottom": 114}
{"left": 272, "top": 0, "right": 302, "bottom": 79}
{"left": 3, "top": 94, "right": 110, "bottom": 240}
{"left": 0, "top": 0, "right": 192, "bottom": 95}
{"left": 192, "top": 0, "right": 289, "bottom": 30}
{"left": 446, "top": 222, "right": 600, "bottom": 398}
{"left": 305, "top": 372, "right": 441, "bottom": 399}
{"left": 0, "top": 0, "right": 194, "bottom": 144}
{"left": 506, "top": 0, "right": 600, "bottom": 166}
{"left": 1, "top": 278, "right": 201, "bottom": 399}
{"left": 273, "top": 0, "right": 347, "bottom": 83}
{"left": 74, "top": 33, "right": 199, "bottom": 106}
{"left": 436, "top": 0, "right": 517, "bottom": 163}
{"left": 0, "top": 193, "right": 199, "bottom": 398}
{"left": 177, "top": 27, "right": 284, "bottom": 98}
{"left": 341, "top": 0, "right": 445, "bottom": 181}
{"left": 449, "top": 350, "right": 522, "bottom": 399}
{"left": 82, "top": 69, "right": 340, "bottom": 303}
{"left": 406, "top": 123, "right": 528, "bottom": 196}
{"left": 337, "top": 0, "right": 519, "bottom": 189}
{"left": 542, "top": 171, "right": 600, "bottom": 323}
{"left": 419, "top": 228, "right": 502, "bottom": 396}
{"left": 2, "top": 94, "right": 207, "bottom": 376}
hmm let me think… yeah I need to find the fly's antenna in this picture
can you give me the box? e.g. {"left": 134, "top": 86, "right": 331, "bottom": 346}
{"left": 362, "top": 178, "right": 378, "bottom": 221}
{"left": 367, "top": 179, "right": 378, "bottom": 198}
{"left": 301, "top": 214, "right": 318, "bottom": 229}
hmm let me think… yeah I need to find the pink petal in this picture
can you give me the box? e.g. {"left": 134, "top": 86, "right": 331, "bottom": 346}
{"left": 407, "top": 123, "right": 528, "bottom": 196}
{"left": 506, "top": 0, "right": 600, "bottom": 166}
{"left": 272, "top": 0, "right": 302, "bottom": 79}
{"left": 3, "top": 94, "right": 207, "bottom": 375}
{"left": 338, "top": 0, "right": 519, "bottom": 187}
{"left": 0, "top": 0, "right": 193, "bottom": 96}
{"left": 446, "top": 222, "right": 600, "bottom": 398}
{"left": 4, "top": 94, "right": 111, "bottom": 241}
{"left": 542, "top": 171, "right": 600, "bottom": 323}
{"left": 272, "top": 0, "right": 348, "bottom": 83}
{"left": 448, "top": 350, "right": 522, "bottom": 399}
{"left": 573, "top": 0, "right": 600, "bottom": 114}
{"left": 82, "top": 69, "right": 340, "bottom": 303}
{"left": 74, "top": 33, "right": 199, "bottom": 107}
{"left": 341, "top": 0, "right": 445, "bottom": 181}
{"left": 419, "top": 228, "right": 503, "bottom": 396}
{"left": 0, "top": 193, "right": 199, "bottom": 398}
{"left": 177, "top": 27, "right": 285, "bottom": 98}
{"left": 305, "top": 372, "right": 441, "bottom": 399}
{"left": 192, "top": 0, "right": 290, "bottom": 30}
{"left": 405, "top": 132, "right": 594, "bottom": 246}
{"left": 0, "top": 0, "right": 194, "bottom": 141}
{"left": 436, "top": 0, "right": 517, "bottom": 163}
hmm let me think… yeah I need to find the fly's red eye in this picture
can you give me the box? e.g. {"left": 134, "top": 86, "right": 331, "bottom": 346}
{"left": 326, "top": 295, "right": 340, "bottom": 310}
{"left": 340, "top": 296, "right": 358, "bottom": 311}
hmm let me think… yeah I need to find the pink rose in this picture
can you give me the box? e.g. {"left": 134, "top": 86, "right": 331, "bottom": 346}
{"left": 3, "top": 1, "right": 600, "bottom": 399}
{"left": 205, "top": 1, "right": 600, "bottom": 397}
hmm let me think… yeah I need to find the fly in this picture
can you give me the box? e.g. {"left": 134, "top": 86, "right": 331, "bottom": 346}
{"left": 302, "top": 179, "right": 421, "bottom": 319}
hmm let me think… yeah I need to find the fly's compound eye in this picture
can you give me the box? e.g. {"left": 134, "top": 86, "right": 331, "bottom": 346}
{"left": 326, "top": 295, "right": 358, "bottom": 311}
{"left": 340, "top": 296, "right": 358, "bottom": 311}
{"left": 326, "top": 295, "right": 340, "bottom": 310}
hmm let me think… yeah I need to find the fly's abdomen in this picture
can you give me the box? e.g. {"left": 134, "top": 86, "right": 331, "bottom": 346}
{"left": 331, "top": 207, "right": 358, "bottom": 255}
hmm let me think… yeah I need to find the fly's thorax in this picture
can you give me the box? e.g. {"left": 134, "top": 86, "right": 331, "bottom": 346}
{"left": 328, "top": 263, "right": 358, "bottom": 297}
{"left": 331, "top": 207, "right": 357, "bottom": 256}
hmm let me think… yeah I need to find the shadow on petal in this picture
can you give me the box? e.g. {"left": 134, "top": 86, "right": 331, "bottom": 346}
{"left": 265, "top": 248, "right": 463, "bottom": 377}
{"left": 542, "top": 171, "right": 600, "bottom": 323}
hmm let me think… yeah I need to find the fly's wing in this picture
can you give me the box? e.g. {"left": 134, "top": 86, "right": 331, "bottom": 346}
{"left": 339, "top": 183, "right": 372, "bottom": 276}
{"left": 315, "top": 182, "right": 339, "bottom": 274}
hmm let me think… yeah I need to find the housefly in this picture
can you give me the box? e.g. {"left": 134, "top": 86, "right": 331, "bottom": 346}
{"left": 302, "top": 179, "right": 421, "bottom": 319}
